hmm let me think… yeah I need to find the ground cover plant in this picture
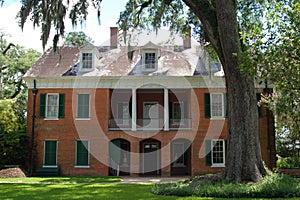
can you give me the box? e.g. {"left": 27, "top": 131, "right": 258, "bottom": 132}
{"left": 152, "top": 173, "right": 300, "bottom": 198}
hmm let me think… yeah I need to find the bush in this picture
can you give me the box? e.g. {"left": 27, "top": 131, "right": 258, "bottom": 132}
{"left": 152, "top": 173, "right": 300, "bottom": 198}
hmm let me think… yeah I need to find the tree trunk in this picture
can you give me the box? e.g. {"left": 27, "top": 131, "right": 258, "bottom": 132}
{"left": 215, "top": 0, "right": 266, "bottom": 182}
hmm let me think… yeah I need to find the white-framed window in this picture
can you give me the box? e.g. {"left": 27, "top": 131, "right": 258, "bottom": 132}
{"left": 172, "top": 102, "right": 184, "bottom": 124}
{"left": 77, "top": 94, "right": 90, "bottom": 119}
{"left": 172, "top": 142, "right": 185, "bottom": 167}
{"left": 210, "top": 93, "right": 225, "bottom": 118}
{"left": 75, "top": 140, "right": 89, "bottom": 167}
{"left": 211, "top": 140, "right": 225, "bottom": 166}
{"left": 46, "top": 94, "right": 59, "bottom": 119}
{"left": 117, "top": 102, "right": 130, "bottom": 125}
{"left": 43, "top": 140, "right": 58, "bottom": 167}
{"left": 143, "top": 51, "right": 157, "bottom": 71}
{"left": 81, "top": 52, "right": 93, "bottom": 70}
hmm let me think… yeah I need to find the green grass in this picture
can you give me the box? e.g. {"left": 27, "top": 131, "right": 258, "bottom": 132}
{"left": 0, "top": 182, "right": 299, "bottom": 200}
{"left": 0, "top": 176, "right": 121, "bottom": 184}
{"left": 0, "top": 175, "right": 299, "bottom": 200}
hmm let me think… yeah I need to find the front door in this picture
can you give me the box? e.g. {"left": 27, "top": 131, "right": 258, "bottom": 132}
{"left": 143, "top": 102, "right": 159, "bottom": 130}
{"left": 141, "top": 141, "right": 160, "bottom": 175}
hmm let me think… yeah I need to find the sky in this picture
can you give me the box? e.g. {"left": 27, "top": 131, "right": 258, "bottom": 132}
{"left": 0, "top": 0, "right": 128, "bottom": 52}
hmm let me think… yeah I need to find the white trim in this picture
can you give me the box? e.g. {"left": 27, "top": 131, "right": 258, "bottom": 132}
{"left": 43, "top": 140, "right": 58, "bottom": 167}
{"left": 75, "top": 140, "right": 90, "bottom": 167}
{"left": 210, "top": 93, "right": 225, "bottom": 118}
{"left": 132, "top": 89, "right": 137, "bottom": 131}
{"left": 76, "top": 93, "right": 90, "bottom": 119}
{"left": 45, "top": 93, "right": 59, "bottom": 119}
{"left": 164, "top": 88, "right": 169, "bottom": 131}
{"left": 211, "top": 139, "right": 225, "bottom": 167}
{"left": 24, "top": 76, "right": 227, "bottom": 89}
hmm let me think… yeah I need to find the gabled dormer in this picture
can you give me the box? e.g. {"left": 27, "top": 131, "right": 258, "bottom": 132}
{"left": 79, "top": 42, "right": 99, "bottom": 72}
{"left": 141, "top": 42, "right": 160, "bottom": 72}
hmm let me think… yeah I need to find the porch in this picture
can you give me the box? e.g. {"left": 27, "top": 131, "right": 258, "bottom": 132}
{"left": 108, "top": 89, "right": 192, "bottom": 131}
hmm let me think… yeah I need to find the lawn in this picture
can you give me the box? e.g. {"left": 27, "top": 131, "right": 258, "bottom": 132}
{"left": 0, "top": 176, "right": 121, "bottom": 184}
{"left": 0, "top": 177, "right": 299, "bottom": 200}
{"left": 0, "top": 183, "right": 206, "bottom": 200}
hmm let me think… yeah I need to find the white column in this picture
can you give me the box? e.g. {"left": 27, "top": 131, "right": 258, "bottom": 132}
{"left": 164, "top": 88, "right": 169, "bottom": 131}
{"left": 132, "top": 88, "right": 137, "bottom": 131}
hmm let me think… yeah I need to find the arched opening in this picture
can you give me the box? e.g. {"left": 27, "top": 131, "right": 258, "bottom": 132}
{"left": 171, "top": 138, "right": 191, "bottom": 176}
{"left": 109, "top": 139, "right": 130, "bottom": 176}
{"left": 140, "top": 139, "right": 161, "bottom": 176}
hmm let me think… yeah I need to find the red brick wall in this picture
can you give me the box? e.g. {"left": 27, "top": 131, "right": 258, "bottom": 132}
{"left": 27, "top": 87, "right": 275, "bottom": 176}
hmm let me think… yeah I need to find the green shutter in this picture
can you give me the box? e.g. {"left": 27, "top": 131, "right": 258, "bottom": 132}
{"left": 204, "top": 93, "right": 211, "bottom": 118}
{"left": 76, "top": 141, "right": 89, "bottom": 166}
{"left": 39, "top": 93, "right": 46, "bottom": 118}
{"left": 44, "top": 141, "right": 57, "bottom": 166}
{"left": 58, "top": 94, "right": 65, "bottom": 118}
{"left": 224, "top": 93, "right": 228, "bottom": 117}
{"left": 256, "top": 93, "right": 263, "bottom": 117}
{"left": 205, "top": 140, "right": 212, "bottom": 166}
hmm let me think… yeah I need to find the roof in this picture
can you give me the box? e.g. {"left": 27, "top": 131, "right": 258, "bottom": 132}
{"left": 24, "top": 30, "right": 223, "bottom": 78}
{"left": 24, "top": 46, "right": 80, "bottom": 77}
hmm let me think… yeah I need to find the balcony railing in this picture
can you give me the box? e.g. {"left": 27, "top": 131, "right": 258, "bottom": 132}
{"left": 108, "top": 118, "right": 191, "bottom": 131}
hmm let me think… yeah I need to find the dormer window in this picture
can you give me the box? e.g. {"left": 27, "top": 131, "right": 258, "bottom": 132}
{"left": 82, "top": 53, "right": 93, "bottom": 69}
{"left": 79, "top": 42, "right": 99, "bottom": 72}
{"left": 141, "top": 42, "right": 160, "bottom": 72}
{"left": 145, "top": 52, "right": 156, "bottom": 69}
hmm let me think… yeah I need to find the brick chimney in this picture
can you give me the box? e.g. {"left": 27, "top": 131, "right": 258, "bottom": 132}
{"left": 183, "top": 27, "right": 191, "bottom": 49}
{"left": 110, "top": 27, "right": 118, "bottom": 48}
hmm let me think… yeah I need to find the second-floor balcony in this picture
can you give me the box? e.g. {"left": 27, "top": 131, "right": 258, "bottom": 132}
{"left": 109, "top": 88, "right": 191, "bottom": 132}
{"left": 108, "top": 118, "right": 192, "bottom": 131}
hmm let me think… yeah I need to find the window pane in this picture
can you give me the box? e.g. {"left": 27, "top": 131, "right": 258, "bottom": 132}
{"left": 212, "top": 140, "right": 224, "bottom": 164}
{"left": 46, "top": 94, "right": 59, "bottom": 118}
{"left": 76, "top": 141, "right": 89, "bottom": 166}
{"left": 77, "top": 94, "right": 90, "bottom": 118}
{"left": 82, "top": 53, "right": 93, "bottom": 69}
{"left": 44, "top": 141, "right": 57, "bottom": 166}
{"left": 172, "top": 102, "right": 184, "bottom": 124}
{"left": 211, "top": 93, "right": 223, "bottom": 117}
{"left": 117, "top": 102, "right": 129, "bottom": 125}
{"left": 145, "top": 53, "right": 156, "bottom": 69}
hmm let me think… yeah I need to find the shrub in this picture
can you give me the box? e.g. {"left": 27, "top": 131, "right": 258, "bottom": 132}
{"left": 152, "top": 172, "right": 300, "bottom": 198}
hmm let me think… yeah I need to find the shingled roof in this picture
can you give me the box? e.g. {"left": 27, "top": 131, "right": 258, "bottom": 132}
{"left": 24, "top": 46, "right": 80, "bottom": 77}
{"left": 25, "top": 29, "right": 223, "bottom": 78}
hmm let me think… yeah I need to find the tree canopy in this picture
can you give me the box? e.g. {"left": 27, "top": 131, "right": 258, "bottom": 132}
{"left": 64, "top": 31, "right": 93, "bottom": 47}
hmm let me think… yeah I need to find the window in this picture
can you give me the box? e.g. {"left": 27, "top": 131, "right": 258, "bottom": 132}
{"left": 44, "top": 140, "right": 57, "bottom": 166}
{"left": 117, "top": 102, "right": 130, "bottom": 125}
{"left": 172, "top": 142, "right": 185, "bottom": 167}
{"left": 145, "top": 53, "right": 156, "bottom": 69}
{"left": 40, "top": 93, "right": 65, "bottom": 119}
{"left": 46, "top": 94, "right": 59, "bottom": 118}
{"left": 204, "top": 93, "right": 226, "bottom": 118}
{"left": 211, "top": 140, "right": 225, "bottom": 166}
{"left": 172, "top": 102, "right": 184, "bottom": 124}
{"left": 205, "top": 139, "right": 225, "bottom": 167}
{"left": 77, "top": 94, "right": 90, "bottom": 119}
{"left": 76, "top": 140, "right": 89, "bottom": 167}
{"left": 82, "top": 53, "right": 93, "bottom": 69}
{"left": 211, "top": 93, "right": 224, "bottom": 118}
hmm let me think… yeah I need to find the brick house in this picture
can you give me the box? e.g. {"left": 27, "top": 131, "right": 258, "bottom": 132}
{"left": 24, "top": 27, "right": 276, "bottom": 176}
